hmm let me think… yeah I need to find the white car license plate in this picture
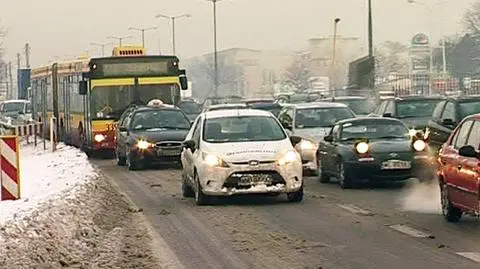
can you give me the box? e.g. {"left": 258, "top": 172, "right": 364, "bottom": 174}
{"left": 381, "top": 160, "right": 411, "bottom": 170}
{"left": 238, "top": 174, "right": 273, "bottom": 186}
{"left": 157, "top": 149, "right": 180, "bottom": 156}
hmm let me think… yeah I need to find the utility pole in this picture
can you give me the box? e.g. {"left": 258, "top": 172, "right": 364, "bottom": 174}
{"left": 25, "top": 43, "right": 30, "bottom": 68}
{"left": 331, "top": 18, "right": 341, "bottom": 99}
{"left": 368, "top": 0, "right": 373, "bottom": 57}
{"left": 8, "top": 62, "right": 13, "bottom": 99}
{"left": 108, "top": 36, "right": 133, "bottom": 47}
{"left": 90, "top": 42, "right": 110, "bottom": 56}
{"left": 128, "top": 27, "right": 157, "bottom": 47}
{"left": 4, "top": 65, "right": 9, "bottom": 99}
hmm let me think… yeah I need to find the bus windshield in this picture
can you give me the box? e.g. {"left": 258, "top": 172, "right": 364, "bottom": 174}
{"left": 91, "top": 83, "right": 180, "bottom": 120}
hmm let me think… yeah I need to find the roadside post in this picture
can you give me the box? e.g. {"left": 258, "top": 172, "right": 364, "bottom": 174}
{"left": 50, "top": 117, "right": 57, "bottom": 152}
{"left": 0, "top": 135, "right": 20, "bottom": 201}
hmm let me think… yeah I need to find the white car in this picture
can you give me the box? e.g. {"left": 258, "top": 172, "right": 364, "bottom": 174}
{"left": 180, "top": 109, "right": 304, "bottom": 205}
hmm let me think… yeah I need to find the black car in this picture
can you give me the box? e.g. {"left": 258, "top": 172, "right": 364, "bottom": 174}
{"left": 115, "top": 103, "right": 192, "bottom": 170}
{"left": 317, "top": 117, "right": 431, "bottom": 188}
{"left": 426, "top": 95, "right": 480, "bottom": 152}
{"left": 246, "top": 100, "right": 282, "bottom": 117}
{"left": 373, "top": 95, "right": 444, "bottom": 132}
{"left": 177, "top": 99, "right": 201, "bottom": 122}
{"left": 329, "top": 96, "right": 376, "bottom": 116}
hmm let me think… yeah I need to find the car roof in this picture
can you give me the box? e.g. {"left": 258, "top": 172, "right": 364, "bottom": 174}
{"left": 131, "top": 105, "right": 180, "bottom": 113}
{"left": 446, "top": 95, "right": 480, "bottom": 102}
{"left": 336, "top": 116, "right": 405, "bottom": 125}
{"left": 465, "top": 113, "right": 480, "bottom": 120}
{"left": 331, "top": 96, "right": 366, "bottom": 100}
{"left": 208, "top": 103, "right": 247, "bottom": 108}
{"left": 282, "top": 101, "right": 349, "bottom": 109}
{"left": 3, "top": 99, "right": 29, "bottom": 103}
{"left": 203, "top": 109, "right": 274, "bottom": 119}
{"left": 395, "top": 95, "right": 445, "bottom": 101}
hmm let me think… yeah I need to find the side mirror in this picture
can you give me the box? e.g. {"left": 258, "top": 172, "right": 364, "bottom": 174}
{"left": 179, "top": 72, "right": 188, "bottom": 90}
{"left": 183, "top": 139, "right": 195, "bottom": 150}
{"left": 442, "top": 118, "right": 455, "bottom": 126}
{"left": 382, "top": 113, "right": 393, "bottom": 117}
{"left": 79, "top": 80, "right": 88, "bottom": 95}
{"left": 282, "top": 121, "right": 292, "bottom": 130}
{"left": 289, "top": 135, "right": 302, "bottom": 146}
{"left": 324, "top": 135, "right": 334, "bottom": 142}
{"left": 458, "top": 145, "right": 478, "bottom": 158}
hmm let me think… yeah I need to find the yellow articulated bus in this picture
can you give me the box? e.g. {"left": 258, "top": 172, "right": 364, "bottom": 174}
{"left": 30, "top": 57, "right": 90, "bottom": 145}
{"left": 77, "top": 47, "right": 188, "bottom": 154}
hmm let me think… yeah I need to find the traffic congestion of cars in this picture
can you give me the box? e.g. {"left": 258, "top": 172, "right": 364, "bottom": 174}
{"left": 110, "top": 93, "right": 480, "bottom": 223}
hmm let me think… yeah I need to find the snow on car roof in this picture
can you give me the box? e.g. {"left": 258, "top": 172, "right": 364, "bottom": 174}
{"left": 207, "top": 103, "right": 247, "bottom": 109}
{"left": 3, "top": 99, "right": 30, "bottom": 103}
{"left": 204, "top": 109, "right": 273, "bottom": 119}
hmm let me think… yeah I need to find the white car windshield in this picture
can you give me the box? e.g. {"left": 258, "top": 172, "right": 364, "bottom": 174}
{"left": 203, "top": 116, "right": 286, "bottom": 143}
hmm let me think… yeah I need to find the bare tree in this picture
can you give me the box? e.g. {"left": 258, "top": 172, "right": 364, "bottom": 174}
{"left": 463, "top": 1, "right": 480, "bottom": 35}
{"left": 374, "top": 41, "right": 409, "bottom": 76}
{"left": 283, "top": 54, "right": 314, "bottom": 92}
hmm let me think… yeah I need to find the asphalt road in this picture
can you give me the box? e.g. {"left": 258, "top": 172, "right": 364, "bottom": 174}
{"left": 92, "top": 159, "right": 480, "bottom": 269}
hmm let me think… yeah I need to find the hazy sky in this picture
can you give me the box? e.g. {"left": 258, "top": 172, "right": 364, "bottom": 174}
{"left": 0, "top": 0, "right": 474, "bottom": 67}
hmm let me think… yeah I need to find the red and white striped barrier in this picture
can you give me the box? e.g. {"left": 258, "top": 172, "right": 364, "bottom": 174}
{"left": 0, "top": 136, "right": 20, "bottom": 201}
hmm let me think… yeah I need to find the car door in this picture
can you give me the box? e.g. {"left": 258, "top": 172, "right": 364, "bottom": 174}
{"left": 444, "top": 119, "right": 474, "bottom": 207}
{"left": 434, "top": 101, "right": 456, "bottom": 149}
{"left": 456, "top": 119, "right": 480, "bottom": 211}
{"left": 322, "top": 125, "right": 341, "bottom": 174}
{"left": 427, "top": 100, "right": 446, "bottom": 150}
{"left": 183, "top": 116, "right": 202, "bottom": 181}
{"left": 117, "top": 112, "right": 133, "bottom": 155}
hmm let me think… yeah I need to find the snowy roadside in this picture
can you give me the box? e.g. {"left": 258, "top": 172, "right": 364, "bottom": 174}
{"left": 0, "top": 143, "right": 164, "bottom": 268}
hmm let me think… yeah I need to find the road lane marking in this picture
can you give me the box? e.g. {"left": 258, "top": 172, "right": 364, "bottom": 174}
{"left": 338, "top": 204, "right": 375, "bottom": 216}
{"left": 388, "top": 224, "right": 433, "bottom": 238}
{"left": 456, "top": 252, "right": 480, "bottom": 263}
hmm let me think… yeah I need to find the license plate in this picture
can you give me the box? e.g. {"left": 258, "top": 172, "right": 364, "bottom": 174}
{"left": 157, "top": 149, "right": 180, "bottom": 156}
{"left": 238, "top": 174, "right": 273, "bottom": 186}
{"left": 381, "top": 160, "right": 411, "bottom": 170}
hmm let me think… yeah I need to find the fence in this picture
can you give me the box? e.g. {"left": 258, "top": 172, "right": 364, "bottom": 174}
{"left": 374, "top": 73, "right": 480, "bottom": 97}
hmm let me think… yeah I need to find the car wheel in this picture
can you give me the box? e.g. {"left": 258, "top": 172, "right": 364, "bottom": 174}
{"left": 194, "top": 173, "right": 211, "bottom": 205}
{"left": 115, "top": 148, "right": 126, "bottom": 166}
{"left": 182, "top": 171, "right": 195, "bottom": 198}
{"left": 338, "top": 162, "right": 354, "bottom": 189}
{"left": 317, "top": 159, "right": 330, "bottom": 183}
{"left": 287, "top": 184, "right": 304, "bottom": 203}
{"left": 441, "top": 182, "right": 462, "bottom": 222}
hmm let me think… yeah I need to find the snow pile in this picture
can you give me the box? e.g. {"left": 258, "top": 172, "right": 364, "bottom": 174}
{"left": 0, "top": 143, "right": 97, "bottom": 225}
{"left": 396, "top": 179, "right": 442, "bottom": 214}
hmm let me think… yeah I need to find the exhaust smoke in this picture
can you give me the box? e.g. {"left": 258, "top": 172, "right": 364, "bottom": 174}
{"left": 397, "top": 179, "right": 441, "bottom": 214}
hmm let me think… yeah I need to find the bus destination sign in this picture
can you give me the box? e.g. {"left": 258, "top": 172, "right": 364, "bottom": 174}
{"left": 99, "top": 61, "right": 171, "bottom": 77}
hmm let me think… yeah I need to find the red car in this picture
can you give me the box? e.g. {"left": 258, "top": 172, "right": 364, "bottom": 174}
{"left": 438, "top": 113, "right": 480, "bottom": 222}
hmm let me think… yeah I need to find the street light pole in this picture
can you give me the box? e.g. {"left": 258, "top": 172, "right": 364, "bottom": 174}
{"left": 108, "top": 36, "right": 133, "bottom": 47}
{"left": 368, "top": 0, "right": 373, "bottom": 57}
{"left": 155, "top": 14, "right": 191, "bottom": 56}
{"left": 90, "top": 42, "right": 111, "bottom": 56}
{"left": 331, "top": 18, "right": 341, "bottom": 99}
{"left": 128, "top": 27, "right": 158, "bottom": 47}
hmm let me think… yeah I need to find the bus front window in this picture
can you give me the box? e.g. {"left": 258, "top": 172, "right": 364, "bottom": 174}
{"left": 90, "top": 83, "right": 180, "bottom": 120}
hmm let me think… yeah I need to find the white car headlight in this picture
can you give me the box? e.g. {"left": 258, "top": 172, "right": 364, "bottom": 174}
{"left": 413, "top": 139, "right": 426, "bottom": 151}
{"left": 355, "top": 142, "right": 369, "bottom": 154}
{"left": 277, "top": 150, "right": 298, "bottom": 166}
{"left": 137, "top": 140, "right": 153, "bottom": 149}
{"left": 94, "top": 134, "right": 105, "bottom": 142}
{"left": 203, "top": 153, "right": 228, "bottom": 167}
{"left": 299, "top": 140, "right": 317, "bottom": 150}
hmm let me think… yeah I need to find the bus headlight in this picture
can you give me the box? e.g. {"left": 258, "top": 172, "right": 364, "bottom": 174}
{"left": 94, "top": 134, "right": 105, "bottom": 142}
{"left": 277, "top": 150, "right": 298, "bottom": 166}
{"left": 355, "top": 142, "right": 369, "bottom": 154}
{"left": 413, "top": 140, "right": 426, "bottom": 151}
{"left": 137, "top": 140, "right": 153, "bottom": 149}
